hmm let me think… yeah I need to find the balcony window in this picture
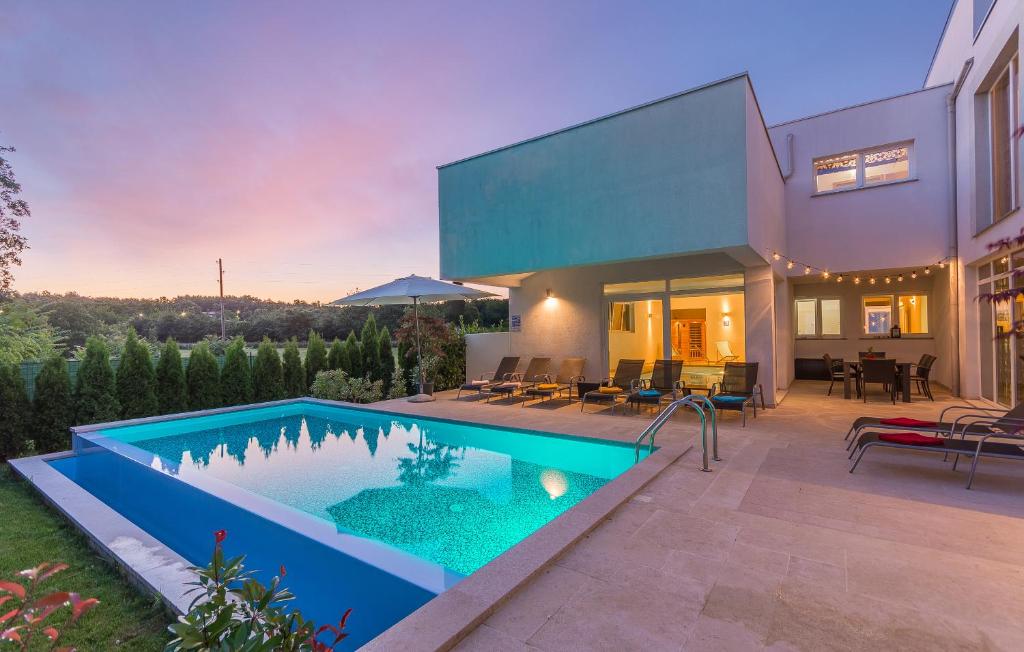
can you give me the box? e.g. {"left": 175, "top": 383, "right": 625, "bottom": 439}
{"left": 990, "top": 56, "right": 1020, "bottom": 221}
{"left": 813, "top": 142, "right": 914, "bottom": 194}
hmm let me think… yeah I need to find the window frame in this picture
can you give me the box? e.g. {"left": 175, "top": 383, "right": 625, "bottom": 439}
{"left": 860, "top": 293, "right": 931, "bottom": 337}
{"left": 989, "top": 55, "right": 1020, "bottom": 223}
{"left": 794, "top": 296, "right": 843, "bottom": 339}
{"left": 812, "top": 141, "right": 915, "bottom": 195}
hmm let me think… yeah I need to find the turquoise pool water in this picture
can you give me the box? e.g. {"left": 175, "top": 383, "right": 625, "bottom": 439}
{"left": 88, "top": 402, "right": 640, "bottom": 576}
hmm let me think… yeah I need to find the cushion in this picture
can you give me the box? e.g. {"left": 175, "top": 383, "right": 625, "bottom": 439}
{"left": 598, "top": 386, "right": 624, "bottom": 394}
{"left": 535, "top": 383, "right": 560, "bottom": 390}
{"left": 467, "top": 379, "right": 489, "bottom": 385}
{"left": 879, "top": 417, "right": 938, "bottom": 427}
{"left": 713, "top": 395, "right": 748, "bottom": 403}
{"left": 878, "top": 432, "right": 945, "bottom": 446}
{"left": 638, "top": 389, "right": 662, "bottom": 398}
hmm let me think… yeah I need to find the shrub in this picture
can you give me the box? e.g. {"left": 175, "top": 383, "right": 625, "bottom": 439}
{"left": 186, "top": 342, "right": 221, "bottom": 410}
{"left": 344, "top": 331, "right": 361, "bottom": 378}
{"left": 0, "top": 362, "right": 30, "bottom": 460}
{"left": 310, "top": 369, "right": 383, "bottom": 404}
{"left": 32, "top": 355, "right": 73, "bottom": 453}
{"left": 0, "top": 300, "right": 62, "bottom": 366}
{"left": 252, "top": 337, "right": 284, "bottom": 402}
{"left": 360, "top": 314, "right": 381, "bottom": 381}
{"left": 396, "top": 336, "right": 415, "bottom": 395}
{"left": 282, "top": 338, "right": 305, "bottom": 398}
{"left": 220, "top": 337, "right": 253, "bottom": 406}
{"left": 116, "top": 328, "right": 159, "bottom": 419}
{"left": 304, "top": 330, "right": 327, "bottom": 390}
{"left": 326, "top": 337, "right": 346, "bottom": 371}
{"left": 394, "top": 313, "right": 467, "bottom": 391}
{"left": 155, "top": 338, "right": 188, "bottom": 414}
{"left": 74, "top": 337, "right": 120, "bottom": 426}
{"left": 165, "top": 530, "right": 350, "bottom": 651}
{"left": 377, "top": 326, "right": 395, "bottom": 396}
{"left": 0, "top": 562, "right": 99, "bottom": 649}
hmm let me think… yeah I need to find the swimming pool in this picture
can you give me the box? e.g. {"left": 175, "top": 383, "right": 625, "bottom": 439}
{"left": 52, "top": 399, "right": 644, "bottom": 647}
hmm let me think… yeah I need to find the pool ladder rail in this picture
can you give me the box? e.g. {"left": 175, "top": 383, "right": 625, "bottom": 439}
{"left": 634, "top": 395, "right": 720, "bottom": 471}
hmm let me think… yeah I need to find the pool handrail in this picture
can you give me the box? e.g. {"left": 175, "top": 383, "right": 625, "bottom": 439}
{"left": 634, "top": 395, "right": 719, "bottom": 471}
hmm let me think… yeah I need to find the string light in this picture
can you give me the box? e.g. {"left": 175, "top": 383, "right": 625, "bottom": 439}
{"left": 938, "top": 260, "right": 945, "bottom": 269}
{"left": 853, "top": 277, "right": 861, "bottom": 285}
{"left": 822, "top": 270, "right": 830, "bottom": 279}
{"left": 772, "top": 252, "right": 781, "bottom": 261}
{"left": 884, "top": 276, "right": 891, "bottom": 284}
{"left": 804, "top": 266, "right": 811, "bottom": 275}
{"left": 897, "top": 274, "right": 904, "bottom": 282}
{"left": 836, "top": 274, "right": 844, "bottom": 283}
{"left": 786, "top": 261, "right": 794, "bottom": 270}
{"left": 869, "top": 277, "right": 876, "bottom": 285}
{"left": 911, "top": 271, "right": 917, "bottom": 279}
{"left": 924, "top": 267, "right": 931, "bottom": 275}
{"left": 767, "top": 248, "right": 952, "bottom": 285}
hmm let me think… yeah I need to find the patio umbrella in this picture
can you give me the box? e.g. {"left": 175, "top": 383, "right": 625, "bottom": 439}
{"left": 331, "top": 275, "right": 495, "bottom": 400}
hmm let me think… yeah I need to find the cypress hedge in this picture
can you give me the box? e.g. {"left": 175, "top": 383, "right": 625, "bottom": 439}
{"left": 305, "top": 330, "right": 327, "bottom": 390}
{"left": 116, "top": 329, "right": 158, "bottom": 419}
{"left": 344, "top": 331, "right": 361, "bottom": 378}
{"left": 378, "top": 327, "right": 395, "bottom": 396}
{"left": 282, "top": 338, "right": 305, "bottom": 398}
{"left": 186, "top": 342, "right": 221, "bottom": 410}
{"left": 155, "top": 338, "right": 188, "bottom": 414}
{"left": 360, "top": 314, "right": 380, "bottom": 381}
{"left": 75, "top": 337, "right": 120, "bottom": 426}
{"left": 327, "top": 337, "right": 346, "bottom": 371}
{"left": 253, "top": 337, "right": 284, "bottom": 402}
{"left": 221, "top": 337, "right": 253, "bottom": 406}
{"left": 0, "top": 363, "right": 30, "bottom": 460}
{"left": 32, "top": 355, "right": 73, "bottom": 453}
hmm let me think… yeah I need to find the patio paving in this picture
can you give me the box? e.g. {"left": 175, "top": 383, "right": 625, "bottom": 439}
{"left": 378, "top": 381, "right": 1024, "bottom": 651}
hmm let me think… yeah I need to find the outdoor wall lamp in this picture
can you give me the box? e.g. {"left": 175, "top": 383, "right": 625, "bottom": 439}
{"left": 722, "top": 314, "right": 732, "bottom": 327}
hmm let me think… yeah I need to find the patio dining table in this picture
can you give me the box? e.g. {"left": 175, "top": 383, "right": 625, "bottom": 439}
{"left": 842, "top": 360, "right": 913, "bottom": 403}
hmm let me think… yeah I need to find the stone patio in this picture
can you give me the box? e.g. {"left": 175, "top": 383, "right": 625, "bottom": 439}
{"left": 378, "top": 381, "right": 1024, "bottom": 651}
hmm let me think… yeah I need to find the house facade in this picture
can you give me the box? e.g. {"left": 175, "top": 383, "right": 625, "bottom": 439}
{"left": 438, "top": 0, "right": 1022, "bottom": 407}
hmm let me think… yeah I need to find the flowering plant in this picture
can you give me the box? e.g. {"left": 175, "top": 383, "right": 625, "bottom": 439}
{"left": 0, "top": 562, "right": 98, "bottom": 651}
{"left": 165, "top": 529, "right": 351, "bottom": 651}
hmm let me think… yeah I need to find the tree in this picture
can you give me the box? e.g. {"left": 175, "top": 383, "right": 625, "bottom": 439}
{"left": 0, "top": 362, "right": 30, "bottom": 459}
{"left": 377, "top": 327, "right": 395, "bottom": 396}
{"left": 282, "top": 338, "right": 305, "bottom": 398}
{"left": 32, "top": 355, "right": 73, "bottom": 453}
{"left": 305, "top": 330, "right": 327, "bottom": 390}
{"left": 344, "top": 331, "right": 362, "bottom": 378}
{"left": 252, "top": 337, "right": 284, "bottom": 402}
{"left": 360, "top": 314, "right": 381, "bottom": 381}
{"left": 75, "top": 337, "right": 120, "bottom": 425}
{"left": 221, "top": 337, "right": 253, "bottom": 406}
{"left": 155, "top": 338, "right": 188, "bottom": 414}
{"left": 1, "top": 145, "right": 30, "bottom": 296}
{"left": 186, "top": 342, "right": 221, "bottom": 410}
{"left": 116, "top": 328, "right": 158, "bottom": 419}
{"left": 327, "top": 337, "right": 346, "bottom": 371}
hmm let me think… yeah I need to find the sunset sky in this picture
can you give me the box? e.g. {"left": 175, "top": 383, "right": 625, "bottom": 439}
{"left": 2, "top": 1, "right": 951, "bottom": 302}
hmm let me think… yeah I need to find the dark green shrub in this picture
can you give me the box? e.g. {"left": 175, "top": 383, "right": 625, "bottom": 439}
{"left": 327, "top": 337, "right": 346, "bottom": 371}
{"left": 360, "top": 314, "right": 381, "bottom": 381}
{"left": 377, "top": 326, "right": 395, "bottom": 396}
{"left": 75, "top": 337, "right": 120, "bottom": 425}
{"left": 344, "top": 331, "right": 361, "bottom": 378}
{"left": 186, "top": 342, "right": 221, "bottom": 410}
{"left": 220, "top": 337, "right": 253, "bottom": 406}
{"left": 155, "top": 338, "right": 188, "bottom": 414}
{"left": 0, "top": 362, "right": 31, "bottom": 460}
{"left": 116, "top": 329, "right": 159, "bottom": 419}
{"left": 252, "top": 337, "right": 284, "bottom": 402}
{"left": 305, "top": 330, "right": 327, "bottom": 389}
{"left": 32, "top": 355, "right": 73, "bottom": 453}
{"left": 397, "top": 336, "right": 415, "bottom": 395}
{"left": 282, "top": 338, "right": 305, "bottom": 398}
{"left": 309, "top": 369, "right": 383, "bottom": 404}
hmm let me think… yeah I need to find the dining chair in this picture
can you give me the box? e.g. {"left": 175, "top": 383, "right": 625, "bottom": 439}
{"left": 860, "top": 358, "right": 896, "bottom": 404}
{"left": 822, "top": 354, "right": 845, "bottom": 396}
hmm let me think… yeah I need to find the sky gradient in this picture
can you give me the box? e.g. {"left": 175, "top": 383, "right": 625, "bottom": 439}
{"left": 2, "top": 0, "right": 953, "bottom": 301}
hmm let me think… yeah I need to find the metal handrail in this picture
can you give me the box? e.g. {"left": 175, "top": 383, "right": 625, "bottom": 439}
{"left": 634, "top": 395, "right": 719, "bottom": 471}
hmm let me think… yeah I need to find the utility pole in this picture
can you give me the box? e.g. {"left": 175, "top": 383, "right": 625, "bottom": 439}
{"left": 217, "top": 258, "right": 226, "bottom": 340}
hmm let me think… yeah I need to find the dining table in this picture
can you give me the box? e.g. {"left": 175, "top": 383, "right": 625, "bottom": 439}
{"left": 842, "top": 359, "right": 913, "bottom": 402}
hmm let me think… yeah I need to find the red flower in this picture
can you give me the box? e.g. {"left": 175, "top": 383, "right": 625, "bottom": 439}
{"left": 279, "top": 565, "right": 287, "bottom": 578}
{"left": 214, "top": 529, "right": 227, "bottom": 544}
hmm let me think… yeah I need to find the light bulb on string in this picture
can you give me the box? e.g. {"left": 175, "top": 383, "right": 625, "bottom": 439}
{"left": 804, "top": 266, "right": 811, "bottom": 275}
{"left": 822, "top": 270, "right": 830, "bottom": 279}
{"left": 884, "top": 277, "right": 891, "bottom": 284}
{"left": 786, "top": 261, "right": 794, "bottom": 270}
{"left": 853, "top": 277, "right": 861, "bottom": 285}
{"left": 924, "top": 267, "right": 930, "bottom": 275}
{"left": 869, "top": 277, "right": 876, "bottom": 285}
{"left": 772, "top": 252, "right": 781, "bottom": 261}
{"left": 897, "top": 274, "right": 904, "bottom": 282}
{"left": 911, "top": 271, "right": 917, "bottom": 279}
{"left": 836, "top": 274, "right": 843, "bottom": 283}
{"left": 938, "top": 260, "right": 945, "bottom": 269}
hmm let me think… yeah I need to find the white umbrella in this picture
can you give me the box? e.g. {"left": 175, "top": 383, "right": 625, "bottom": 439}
{"left": 331, "top": 275, "right": 495, "bottom": 400}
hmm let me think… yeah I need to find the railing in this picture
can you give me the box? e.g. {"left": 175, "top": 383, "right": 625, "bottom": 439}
{"left": 635, "top": 394, "right": 720, "bottom": 471}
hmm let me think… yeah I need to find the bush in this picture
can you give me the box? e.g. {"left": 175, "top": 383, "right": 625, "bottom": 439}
{"left": 74, "top": 337, "right": 120, "bottom": 426}
{"left": 360, "top": 314, "right": 381, "bottom": 381}
{"left": 0, "top": 362, "right": 30, "bottom": 460}
{"left": 155, "top": 338, "right": 188, "bottom": 414}
{"left": 344, "top": 331, "right": 361, "bottom": 378}
{"left": 326, "top": 337, "right": 346, "bottom": 371}
{"left": 252, "top": 337, "right": 284, "bottom": 402}
{"left": 0, "top": 562, "right": 99, "bottom": 648}
{"left": 394, "top": 313, "right": 467, "bottom": 391}
{"left": 377, "top": 326, "right": 395, "bottom": 396}
{"left": 305, "top": 330, "right": 327, "bottom": 390}
{"left": 282, "top": 338, "right": 305, "bottom": 398}
{"left": 0, "top": 300, "right": 62, "bottom": 365}
{"left": 309, "top": 369, "right": 383, "bottom": 404}
{"left": 186, "top": 342, "right": 221, "bottom": 410}
{"left": 397, "top": 336, "right": 415, "bottom": 395}
{"left": 32, "top": 355, "right": 73, "bottom": 453}
{"left": 116, "top": 328, "right": 158, "bottom": 419}
{"left": 220, "top": 337, "right": 253, "bottom": 406}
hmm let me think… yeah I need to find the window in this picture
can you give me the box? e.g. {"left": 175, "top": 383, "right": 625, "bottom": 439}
{"left": 795, "top": 298, "right": 841, "bottom": 337}
{"left": 897, "top": 294, "right": 929, "bottom": 334}
{"left": 608, "top": 302, "right": 635, "bottom": 332}
{"left": 862, "top": 294, "right": 930, "bottom": 335}
{"left": 863, "top": 296, "right": 892, "bottom": 335}
{"left": 813, "top": 142, "right": 913, "bottom": 194}
{"left": 990, "top": 56, "right": 1020, "bottom": 221}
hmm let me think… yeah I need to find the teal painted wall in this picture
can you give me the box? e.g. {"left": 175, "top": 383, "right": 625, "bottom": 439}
{"left": 439, "top": 76, "right": 751, "bottom": 280}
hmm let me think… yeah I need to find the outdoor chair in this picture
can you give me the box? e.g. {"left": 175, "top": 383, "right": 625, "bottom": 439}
{"left": 456, "top": 356, "right": 520, "bottom": 399}
{"left": 626, "top": 359, "right": 685, "bottom": 412}
{"left": 842, "top": 402, "right": 1024, "bottom": 448}
{"left": 859, "top": 358, "right": 896, "bottom": 404}
{"left": 911, "top": 354, "right": 937, "bottom": 401}
{"left": 488, "top": 357, "right": 551, "bottom": 402}
{"left": 581, "top": 359, "right": 645, "bottom": 414}
{"left": 709, "top": 362, "right": 764, "bottom": 426}
{"left": 714, "top": 340, "right": 739, "bottom": 363}
{"left": 522, "top": 357, "right": 585, "bottom": 405}
{"left": 822, "top": 353, "right": 845, "bottom": 396}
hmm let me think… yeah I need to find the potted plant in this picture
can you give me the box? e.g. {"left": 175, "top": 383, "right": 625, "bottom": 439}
{"left": 412, "top": 354, "right": 441, "bottom": 395}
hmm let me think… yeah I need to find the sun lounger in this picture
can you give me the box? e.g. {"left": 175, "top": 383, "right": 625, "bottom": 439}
{"left": 581, "top": 359, "right": 644, "bottom": 414}
{"left": 457, "top": 356, "right": 520, "bottom": 399}
{"left": 522, "top": 357, "right": 585, "bottom": 405}
{"left": 626, "top": 359, "right": 684, "bottom": 412}
{"left": 488, "top": 357, "right": 552, "bottom": 402}
{"left": 843, "top": 402, "right": 1024, "bottom": 450}
{"left": 709, "top": 362, "right": 763, "bottom": 426}
{"left": 714, "top": 341, "right": 738, "bottom": 363}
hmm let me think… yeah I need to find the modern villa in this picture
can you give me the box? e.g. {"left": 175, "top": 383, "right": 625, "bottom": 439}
{"left": 440, "top": 0, "right": 1022, "bottom": 409}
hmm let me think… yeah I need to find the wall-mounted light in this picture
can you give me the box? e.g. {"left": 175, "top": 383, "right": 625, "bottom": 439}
{"left": 722, "top": 313, "right": 732, "bottom": 327}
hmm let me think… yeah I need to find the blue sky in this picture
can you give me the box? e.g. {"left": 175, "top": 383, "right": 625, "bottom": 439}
{"left": 1, "top": 0, "right": 953, "bottom": 300}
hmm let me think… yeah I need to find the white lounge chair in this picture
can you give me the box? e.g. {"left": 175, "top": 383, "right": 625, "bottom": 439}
{"left": 714, "top": 341, "right": 738, "bottom": 363}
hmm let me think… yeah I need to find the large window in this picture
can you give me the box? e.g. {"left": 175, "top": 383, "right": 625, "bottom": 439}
{"left": 795, "top": 297, "right": 841, "bottom": 337}
{"left": 814, "top": 142, "right": 913, "bottom": 194}
{"left": 861, "top": 294, "right": 929, "bottom": 336}
{"left": 990, "top": 56, "right": 1020, "bottom": 221}
{"left": 863, "top": 296, "right": 893, "bottom": 335}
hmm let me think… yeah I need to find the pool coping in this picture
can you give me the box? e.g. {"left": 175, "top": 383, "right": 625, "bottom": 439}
{"left": 15, "top": 397, "right": 690, "bottom": 649}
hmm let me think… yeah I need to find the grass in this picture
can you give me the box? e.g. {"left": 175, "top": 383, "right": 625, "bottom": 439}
{"left": 0, "top": 464, "right": 172, "bottom": 650}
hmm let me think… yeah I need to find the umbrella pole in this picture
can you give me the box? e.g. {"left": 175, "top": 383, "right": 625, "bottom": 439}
{"left": 414, "top": 296, "right": 424, "bottom": 394}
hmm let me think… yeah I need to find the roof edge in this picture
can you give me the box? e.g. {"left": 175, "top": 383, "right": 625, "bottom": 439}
{"left": 767, "top": 82, "right": 954, "bottom": 130}
{"left": 924, "top": 0, "right": 960, "bottom": 87}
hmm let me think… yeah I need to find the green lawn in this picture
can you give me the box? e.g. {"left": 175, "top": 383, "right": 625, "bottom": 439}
{"left": 0, "top": 464, "right": 172, "bottom": 650}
